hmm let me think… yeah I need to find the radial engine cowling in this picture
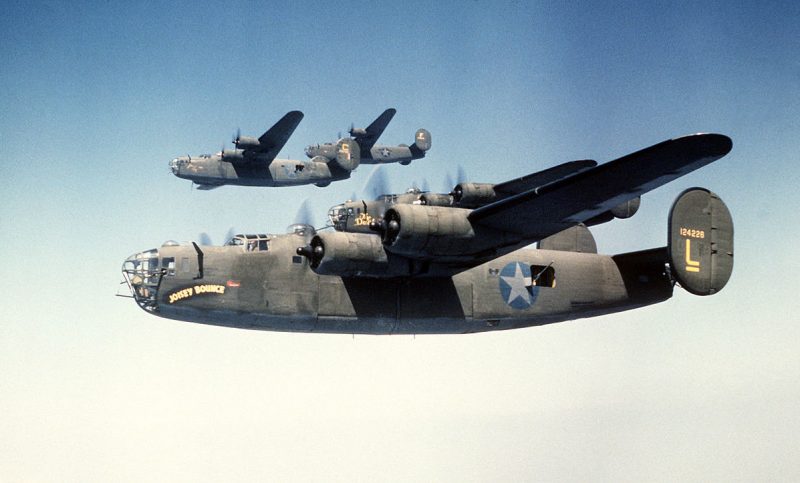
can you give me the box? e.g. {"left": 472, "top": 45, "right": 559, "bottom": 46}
{"left": 418, "top": 193, "right": 454, "bottom": 207}
{"left": 305, "top": 143, "right": 337, "bottom": 160}
{"left": 298, "top": 231, "right": 390, "bottom": 277}
{"left": 235, "top": 136, "right": 261, "bottom": 150}
{"left": 378, "top": 204, "right": 487, "bottom": 259}
{"left": 221, "top": 149, "right": 245, "bottom": 162}
{"left": 452, "top": 183, "right": 496, "bottom": 208}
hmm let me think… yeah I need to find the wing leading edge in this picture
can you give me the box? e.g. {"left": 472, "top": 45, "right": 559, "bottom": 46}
{"left": 491, "top": 159, "right": 598, "bottom": 198}
{"left": 354, "top": 108, "right": 396, "bottom": 152}
{"left": 254, "top": 110, "right": 304, "bottom": 162}
{"left": 469, "top": 133, "right": 732, "bottom": 241}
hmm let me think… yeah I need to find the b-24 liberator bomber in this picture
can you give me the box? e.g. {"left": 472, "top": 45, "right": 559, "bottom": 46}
{"left": 124, "top": 134, "right": 733, "bottom": 334}
{"left": 169, "top": 111, "right": 362, "bottom": 189}
{"left": 304, "top": 109, "right": 431, "bottom": 167}
{"left": 326, "top": 160, "right": 641, "bottom": 234}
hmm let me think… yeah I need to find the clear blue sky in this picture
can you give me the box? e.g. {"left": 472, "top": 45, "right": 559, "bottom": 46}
{"left": 2, "top": 1, "right": 799, "bottom": 480}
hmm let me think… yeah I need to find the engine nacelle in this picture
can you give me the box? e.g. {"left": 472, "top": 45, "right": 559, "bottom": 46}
{"left": 304, "top": 143, "right": 337, "bottom": 160}
{"left": 611, "top": 197, "right": 640, "bottom": 219}
{"left": 584, "top": 197, "right": 642, "bottom": 227}
{"left": 378, "top": 204, "right": 488, "bottom": 260}
{"left": 333, "top": 138, "right": 361, "bottom": 171}
{"left": 418, "top": 193, "right": 454, "bottom": 207}
{"left": 297, "top": 231, "right": 391, "bottom": 277}
{"left": 235, "top": 136, "right": 261, "bottom": 150}
{"left": 452, "top": 183, "right": 496, "bottom": 208}
{"left": 350, "top": 128, "right": 368, "bottom": 137}
{"left": 221, "top": 149, "right": 245, "bottom": 162}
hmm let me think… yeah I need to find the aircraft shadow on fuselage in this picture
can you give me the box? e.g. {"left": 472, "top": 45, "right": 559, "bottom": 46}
{"left": 333, "top": 277, "right": 469, "bottom": 321}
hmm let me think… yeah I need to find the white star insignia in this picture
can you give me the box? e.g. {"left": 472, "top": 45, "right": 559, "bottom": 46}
{"left": 501, "top": 263, "right": 532, "bottom": 305}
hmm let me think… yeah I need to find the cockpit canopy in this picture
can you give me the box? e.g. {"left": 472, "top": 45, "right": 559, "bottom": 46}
{"left": 226, "top": 233, "right": 271, "bottom": 252}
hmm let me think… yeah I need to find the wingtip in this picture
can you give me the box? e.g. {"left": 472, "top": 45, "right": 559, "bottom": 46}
{"left": 674, "top": 133, "right": 733, "bottom": 158}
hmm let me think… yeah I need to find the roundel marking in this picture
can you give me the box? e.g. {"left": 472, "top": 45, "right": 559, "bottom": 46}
{"left": 498, "top": 262, "right": 539, "bottom": 310}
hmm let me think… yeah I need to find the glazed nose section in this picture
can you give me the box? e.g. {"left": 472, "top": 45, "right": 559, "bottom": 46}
{"left": 169, "top": 157, "right": 184, "bottom": 174}
{"left": 121, "top": 248, "right": 162, "bottom": 312}
{"left": 170, "top": 156, "right": 191, "bottom": 175}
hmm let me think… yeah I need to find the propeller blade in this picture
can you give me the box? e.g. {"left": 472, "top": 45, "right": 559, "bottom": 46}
{"left": 443, "top": 172, "right": 454, "bottom": 192}
{"left": 224, "top": 227, "right": 237, "bottom": 244}
{"left": 198, "top": 233, "right": 213, "bottom": 246}
{"left": 363, "top": 165, "right": 389, "bottom": 200}
{"left": 294, "top": 198, "right": 313, "bottom": 226}
{"left": 456, "top": 165, "right": 467, "bottom": 184}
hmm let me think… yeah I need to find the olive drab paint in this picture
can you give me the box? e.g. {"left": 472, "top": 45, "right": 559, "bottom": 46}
{"left": 668, "top": 188, "right": 734, "bottom": 295}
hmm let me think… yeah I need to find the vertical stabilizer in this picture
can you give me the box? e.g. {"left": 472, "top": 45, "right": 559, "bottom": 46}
{"left": 668, "top": 188, "right": 733, "bottom": 295}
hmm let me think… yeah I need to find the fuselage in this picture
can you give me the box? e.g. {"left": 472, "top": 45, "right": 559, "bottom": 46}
{"left": 169, "top": 154, "right": 350, "bottom": 187}
{"left": 122, "top": 233, "right": 673, "bottom": 334}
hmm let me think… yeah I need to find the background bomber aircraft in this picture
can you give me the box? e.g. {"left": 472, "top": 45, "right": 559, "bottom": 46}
{"left": 305, "top": 108, "right": 431, "bottom": 166}
{"left": 125, "top": 133, "right": 734, "bottom": 335}
{"left": 325, "top": 160, "right": 640, "bottom": 234}
{"left": 169, "top": 109, "right": 430, "bottom": 190}
{"left": 169, "top": 111, "right": 355, "bottom": 189}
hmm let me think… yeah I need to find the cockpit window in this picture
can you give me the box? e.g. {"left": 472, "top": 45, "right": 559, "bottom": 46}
{"left": 162, "top": 257, "right": 175, "bottom": 276}
{"left": 227, "top": 234, "right": 270, "bottom": 251}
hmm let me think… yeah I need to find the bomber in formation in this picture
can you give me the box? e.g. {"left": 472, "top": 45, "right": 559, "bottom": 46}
{"left": 169, "top": 109, "right": 430, "bottom": 189}
{"left": 123, "top": 115, "right": 735, "bottom": 334}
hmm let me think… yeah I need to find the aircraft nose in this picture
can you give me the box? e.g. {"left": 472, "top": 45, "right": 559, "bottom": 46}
{"left": 121, "top": 248, "right": 162, "bottom": 312}
{"left": 169, "top": 158, "right": 179, "bottom": 174}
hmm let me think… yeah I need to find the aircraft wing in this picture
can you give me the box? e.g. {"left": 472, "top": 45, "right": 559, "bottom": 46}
{"left": 469, "top": 134, "right": 732, "bottom": 241}
{"left": 250, "top": 110, "right": 304, "bottom": 162}
{"left": 355, "top": 108, "right": 396, "bottom": 152}
{"left": 491, "top": 160, "right": 597, "bottom": 198}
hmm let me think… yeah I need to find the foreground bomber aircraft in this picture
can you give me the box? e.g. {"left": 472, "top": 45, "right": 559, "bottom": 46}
{"left": 169, "top": 111, "right": 361, "bottom": 189}
{"left": 124, "top": 134, "right": 734, "bottom": 334}
{"left": 304, "top": 108, "right": 431, "bottom": 166}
